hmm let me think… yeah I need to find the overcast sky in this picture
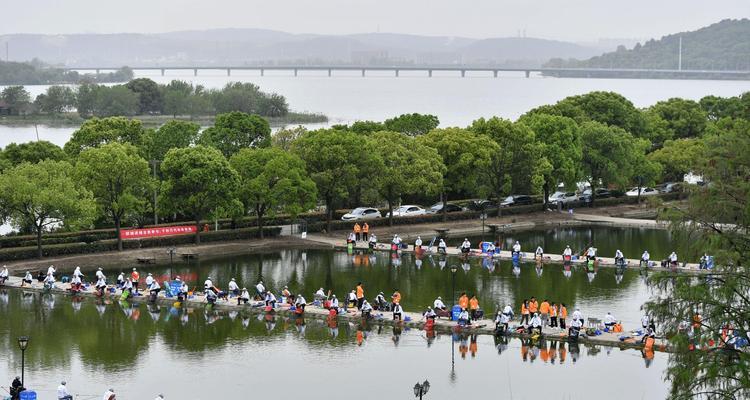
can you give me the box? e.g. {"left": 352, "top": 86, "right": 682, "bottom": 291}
{"left": 4, "top": 0, "right": 749, "bottom": 41}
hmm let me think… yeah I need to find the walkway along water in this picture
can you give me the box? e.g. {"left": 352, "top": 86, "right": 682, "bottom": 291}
{"left": 0, "top": 275, "right": 668, "bottom": 353}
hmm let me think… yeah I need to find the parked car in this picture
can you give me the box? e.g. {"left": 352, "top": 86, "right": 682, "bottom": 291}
{"left": 625, "top": 187, "right": 659, "bottom": 197}
{"left": 656, "top": 182, "right": 683, "bottom": 193}
{"left": 386, "top": 205, "right": 427, "bottom": 218}
{"left": 468, "top": 199, "right": 498, "bottom": 211}
{"left": 341, "top": 207, "right": 382, "bottom": 221}
{"left": 580, "top": 188, "right": 612, "bottom": 202}
{"left": 500, "top": 195, "right": 533, "bottom": 207}
{"left": 426, "top": 202, "right": 463, "bottom": 214}
{"left": 548, "top": 191, "right": 579, "bottom": 205}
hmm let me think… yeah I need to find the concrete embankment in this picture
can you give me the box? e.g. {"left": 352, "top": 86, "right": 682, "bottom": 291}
{"left": 1, "top": 276, "right": 666, "bottom": 352}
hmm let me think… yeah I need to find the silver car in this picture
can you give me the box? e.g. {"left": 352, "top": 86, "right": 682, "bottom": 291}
{"left": 341, "top": 207, "right": 382, "bottom": 221}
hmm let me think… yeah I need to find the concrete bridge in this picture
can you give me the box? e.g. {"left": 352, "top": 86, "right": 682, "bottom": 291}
{"left": 64, "top": 65, "right": 750, "bottom": 80}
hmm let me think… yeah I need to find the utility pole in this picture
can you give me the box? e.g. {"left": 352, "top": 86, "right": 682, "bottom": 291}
{"left": 5, "top": 42, "right": 8, "bottom": 62}
{"left": 678, "top": 36, "right": 683, "bottom": 71}
{"left": 151, "top": 160, "right": 160, "bottom": 225}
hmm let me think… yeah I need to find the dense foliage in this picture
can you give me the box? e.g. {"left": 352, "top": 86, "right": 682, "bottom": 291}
{"left": 0, "top": 60, "right": 133, "bottom": 85}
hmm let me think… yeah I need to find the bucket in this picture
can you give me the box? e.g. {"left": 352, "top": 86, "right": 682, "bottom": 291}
{"left": 480, "top": 242, "right": 490, "bottom": 253}
{"left": 20, "top": 391, "right": 37, "bottom": 400}
{"left": 451, "top": 305, "right": 462, "bottom": 321}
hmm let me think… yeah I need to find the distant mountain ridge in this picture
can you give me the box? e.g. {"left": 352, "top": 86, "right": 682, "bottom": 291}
{"left": 544, "top": 19, "right": 750, "bottom": 71}
{"left": 0, "top": 29, "right": 606, "bottom": 68}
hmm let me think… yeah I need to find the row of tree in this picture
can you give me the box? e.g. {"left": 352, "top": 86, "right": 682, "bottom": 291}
{"left": 0, "top": 90, "right": 747, "bottom": 258}
{"left": 1, "top": 78, "right": 289, "bottom": 118}
{"left": 0, "top": 60, "right": 133, "bottom": 85}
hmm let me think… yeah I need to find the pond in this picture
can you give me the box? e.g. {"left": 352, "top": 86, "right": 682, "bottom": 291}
{"left": 1, "top": 226, "right": 674, "bottom": 399}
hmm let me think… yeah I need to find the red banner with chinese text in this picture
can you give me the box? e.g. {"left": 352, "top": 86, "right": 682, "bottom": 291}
{"left": 120, "top": 225, "right": 197, "bottom": 240}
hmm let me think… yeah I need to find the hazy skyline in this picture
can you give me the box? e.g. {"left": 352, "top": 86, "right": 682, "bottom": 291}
{"left": 4, "top": 0, "right": 749, "bottom": 42}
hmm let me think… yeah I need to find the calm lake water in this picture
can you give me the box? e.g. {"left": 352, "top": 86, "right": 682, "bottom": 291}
{"left": 2, "top": 73, "right": 750, "bottom": 148}
{"left": 1, "top": 227, "right": 674, "bottom": 399}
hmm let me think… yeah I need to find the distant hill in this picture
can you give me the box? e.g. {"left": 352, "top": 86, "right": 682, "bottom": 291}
{"left": 0, "top": 29, "right": 605, "bottom": 68}
{"left": 545, "top": 19, "right": 750, "bottom": 71}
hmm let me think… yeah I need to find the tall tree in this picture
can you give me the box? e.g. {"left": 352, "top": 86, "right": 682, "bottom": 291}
{"left": 0, "top": 85, "right": 31, "bottom": 115}
{"left": 371, "top": 131, "right": 445, "bottom": 225}
{"left": 140, "top": 120, "right": 200, "bottom": 162}
{"left": 198, "top": 112, "right": 271, "bottom": 158}
{"left": 645, "top": 122, "right": 750, "bottom": 400}
{"left": 230, "top": 147, "right": 317, "bottom": 237}
{"left": 0, "top": 160, "right": 96, "bottom": 258}
{"left": 75, "top": 143, "right": 152, "bottom": 250}
{"left": 648, "top": 138, "right": 706, "bottom": 182}
{"left": 159, "top": 146, "right": 239, "bottom": 244}
{"left": 647, "top": 98, "right": 708, "bottom": 139}
{"left": 471, "top": 117, "right": 549, "bottom": 215}
{"left": 271, "top": 125, "right": 307, "bottom": 151}
{"left": 162, "top": 80, "right": 193, "bottom": 117}
{"left": 64, "top": 116, "right": 146, "bottom": 156}
{"left": 292, "top": 128, "right": 381, "bottom": 232}
{"left": 518, "top": 113, "right": 582, "bottom": 207}
{"left": 416, "top": 128, "right": 497, "bottom": 220}
{"left": 34, "top": 85, "right": 76, "bottom": 114}
{"left": 551, "top": 91, "right": 647, "bottom": 136}
{"left": 383, "top": 113, "right": 440, "bottom": 136}
{"left": 125, "top": 77, "right": 163, "bottom": 114}
{"left": 2, "top": 141, "right": 66, "bottom": 166}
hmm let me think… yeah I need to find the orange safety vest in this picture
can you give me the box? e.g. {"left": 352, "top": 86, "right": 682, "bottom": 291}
{"left": 459, "top": 295, "right": 469, "bottom": 309}
{"left": 521, "top": 303, "right": 529, "bottom": 315}
{"left": 550, "top": 305, "right": 557, "bottom": 317}
{"left": 540, "top": 301, "right": 550, "bottom": 314}
{"left": 362, "top": 223, "right": 369, "bottom": 233}
{"left": 392, "top": 292, "right": 401, "bottom": 304}
{"left": 356, "top": 285, "right": 364, "bottom": 299}
{"left": 529, "top": 300, "right": 538, "bottom": 314}
{"left": 131, "top": 271, "right": 140, "bottom": 282}
{"left": 560, "top": 306, "right": 568, "bottom": 318}
{"left": 469, "top": 298, "right": 479, "bottom": 310}
{"left": 353, "top": 224, "right": 361, "bottom": 233}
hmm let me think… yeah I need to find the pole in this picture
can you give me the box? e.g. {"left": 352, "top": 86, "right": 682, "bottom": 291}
{"left": 20, "top": 348, "right": 25, "bottom": 387}
{"left": 678, "top": 36, "right": 683, "bottom": 71}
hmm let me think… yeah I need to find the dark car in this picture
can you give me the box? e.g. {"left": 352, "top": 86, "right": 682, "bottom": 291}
{"left": 581, "top": 188, "right": 612, "bottom": 202}
{"left": 500, "top": 195, "right": 534, "bottom": 207}
{"left": 468, "top": 199, "right": 498, "bottom": 211}
{"left": 427, "top": 202, "right": 463, "bottom": 214}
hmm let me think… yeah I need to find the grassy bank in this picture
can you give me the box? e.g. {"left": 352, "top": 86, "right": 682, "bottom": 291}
{"left": 0, "top": 111, "right": 328, "bottom": 128}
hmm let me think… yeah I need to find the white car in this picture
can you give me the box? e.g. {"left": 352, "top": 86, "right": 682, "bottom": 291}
{"left": 548, "top": 191, "right": 579, "bottom": 205}
{"left": 625, "top": 187, "right": 659, "bottom": 197}
{"left": 341, "top": 207, "right": 382, "bottom": 221}
{"left": 386, "top": 205, "right": 426, "bottom": 218}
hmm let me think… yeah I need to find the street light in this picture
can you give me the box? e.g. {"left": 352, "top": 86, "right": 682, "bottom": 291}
{"left": 17, "top": 336, "right": 29, "bottom": 387}
{"left": 413, "top": 380, "right": 430, "bottom": 399}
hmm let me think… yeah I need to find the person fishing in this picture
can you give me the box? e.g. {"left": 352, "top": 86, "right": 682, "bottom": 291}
{"left": 603, "top": 312, "right": 617, "bottom": 329}
{"left": 535, "top": 246, "right": 544, "bottom": 261}
{"left": 486, "top": 242, "right": 496, "bottom": 254}
{"left": 457, "top": 308, "right": 470, "bottom": 326}
{"left": 95, "top": 267, "right": 105, "bottom": 282}
{"left": 529, "top": 312, "right": 542, "bottom": 334}
{"left": 238, "top": 288, "right": 250, "bottom": 305}
{"left": 392, "top": 302, "right": 404, "bottom": 321}
{"left": 121, "top": 278, "right": 133, "bottom": 299}
{"left": 57, "top": 380, "right": 73, "bottom": 400}
{"left": 569, "top": 317, "right": 582, "bottom": 340}
{"left": 495, "top": 310, "right": 510, "bottom": 333}
{"left": 204, "top": 276, "right": 215, "bottom": 294}
{"left": 10, "top": 376, "right": 24, "bottom": 400}
{"left": 615, "top": 249, "right": 625, "bottom": 266}
{"left": 295, "top": 294, "right": 307, "bottom": 312}
{"left": 255, "top": 281, "right": 266, "bottom": 298}
{"left": 368, "top": 234, "right": 377, "bottom": 250}
{"left": 512, "top": 241, "right": 522, "bottom": 256}
{"left": 563, "top": 245, "right": 573, "bottom": 261}
{"left": 95, "top": 274, "right": 108, "bottom": 297}
{"left": 438, "top": 238, "right": 447, "bottom": 254}
{"left": 21, "top": 271, "right": 33, "bottom": 287}
{"left": 73, "top": 266, "right": 84, "bottom": 281}
{"left": 375, "top": 291, "right": 388, "bottom": 310}
{"left": 265, "top": 291, "right": 277, "bottom": 308}
{"left": 148, "top": 278, "right": 161, "bottom": 302}
{"left": 70, "top": 274, "right": 83, "bottom": 294}
{"left": 460, "top": 238, "right": 471, "bottom": 255}
{"left": 0, "top": 266, "right": 9, "bottom": 285}
{"left": 415, "top": 236, "right": 423, "bottom": 250}
{"left": 347, "top": 289, "right": 357, "bottom": 308}
{"left": 330, "top": 294, "right": 339, "bottom": 310}
{"left": 47, "top": 264, "right": 56, "bottom": 278}
{"left": 145, "top": 273, "right": 154, "bottom": 289}
{"left": 433, "top": 296, "right": 446, "bottom": 311}
{"left": 361, "top": 299, "right": 373, "bottom": 319}
{"left": 225, "top": 278, "right": 239, "bottom": 297}
{"left": 585, "top": 246, "right": 597, "bottom": 262}
{"left": 641, "top": 250, "right": 650, "bottom": 267}
{"left": 314, "top": 287, "right": 327, "bottom": 301}
{"left": 347, "top": 231, "right": 356, "bottom": 244}
{"left": 282, "top": 286, "right": 292, "bottom": 300}
{"left": 115, "top": 271, "right": 125, "bottom": 288}
{"left": 175, "top": 277, "right": 188, "bottom": 301}
{"left": 571, "top": 308, "right": 584, "bottom": 325}
{"left": 669, "top": 251, "right": 678, "bottom": 267}
{"left": 423, "top": 306, "right": 437, "bottom": 321}
{"left": 131, "top": 268, "right": 140, "bottom": 295}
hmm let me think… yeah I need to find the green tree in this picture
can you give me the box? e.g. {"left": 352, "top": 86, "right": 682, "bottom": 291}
{"left": 471, "top": 118, "right": 549, "bottom": 215}
{"left": 75, "top": 143, "right": 152, "bottom": 250}
{"left": 92, "top": 85, "right": 139, "bottom": 117}
{"left": 292, "top": 129, "right": 380, "bottom": 232}
{"left": 2, "top": 141, "right": 66, "bottom": 166}
{"left": 34, "top": 85, "right": 76, "bottom": 114}
{"left": 555, "top": 91, "right": 646, "bottom": 136}
{"left": 699, "top": 95, "right": 744, "bottom": 121}
{"left": 644, "top": 123, "right": 750, "bottom": 400}
{"left": 1, "top": 85, "right": 31, "bottom": 115}
{"left": 162, "top": 80, "right": 193, "bottom": 117}
{"left": 348, "top": 121, "right": 385, "bottom": 135}
{"left": 75, "top": 83, "right": 98, "bottom": 117}
{"left": 272, "top": 125, "right": 307, "bottom": 151}
{"left": 416, "top": 128, "right": 497, "bottom": 220}
{"left": 141, "top": 120, "right": 200, "bottom": 162}
{"left": 159, "top": 146, "right": 239, "bottom": 244}
{"left": 0, "top": 160, "right": 96, "bottom": 258}
{"left": 383, "top": 113, "right": 440, "bottom": 136}
{"left": 198, "top": 112, "right": 271, "bottom": 158}
{"left": 648, "top": 138, "right": 707, "bottom": 182}
{"left": 629, "top": 139, "right": 663, "bottom": 203}
{"left": 211, "top": 82, "right": 265, "bottom": 114}
{"left": 518, "top": 113, "right": 582, "bottom": 207}
{"left": 230, "top": 147, "right": 317, "bottom": 237}
{"left": 647, "top": 98, "right": 708, "bottom": 139}
{"left": 64, "top": 116, "right": 146, "bottom": 156}
{"left": 125, "top": 78, "right": 163, "bottom": 114}
{"left": 258, "top": 93, "right": 289, "bottom": 117}
{"left": 371, "top": 131, "right": 445, "bottom": 225}
{"left": 579, "top": 121, "right": 642, "bottom": 204}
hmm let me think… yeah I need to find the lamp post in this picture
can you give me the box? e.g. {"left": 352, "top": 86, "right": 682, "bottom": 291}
{"left": 413, "top": 380, "right": 430, "bottom": 400}
{"left": 17, "top": 336, "right": 29, "bottom": 387}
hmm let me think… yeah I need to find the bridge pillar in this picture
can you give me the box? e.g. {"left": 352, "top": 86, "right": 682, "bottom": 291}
{"left": 161, "top": 68, "right": 165, "bottom": 76}
{"left": 294, "top": 68, "right": 298, "bottom": 77}
{"left": 428, "top": 70, "right": 432, "bottom": 77}
{"left": 461, "top": 70, "right": 466, "bottom": 78}
{"left": 226, "top": 69, "right": 231, "bottom": 76}
{"left": 194, "top": 68, "right": 198, "bottom": 76}
{"left": 328, "top": 69, "right": 332, "bottom": 77}
{"left": 493, "top": 70, "right": 498, "bottom": 78}
{"left": 395, "top": 69, "right": 399, "bottom": 77}
{"left": 260, "top": 68, "right": 264, "bottom": 77}
{"left": 525, "top": 70, "right": 530, "bottom": 78}
{"left": 361, "top": 69, "right": 365, "bottom": 77}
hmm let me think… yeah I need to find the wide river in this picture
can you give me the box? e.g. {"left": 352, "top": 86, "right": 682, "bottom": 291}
{"left": 1, "top": 72, "right": 750, "bottom": 147}
{"left": 1, "top": 226, "right": 674, "bottom": 399}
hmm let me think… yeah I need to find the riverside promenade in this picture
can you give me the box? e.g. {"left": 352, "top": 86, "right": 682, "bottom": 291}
{"left": 1, "top": 275, "right": 666, "bottom": 352}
